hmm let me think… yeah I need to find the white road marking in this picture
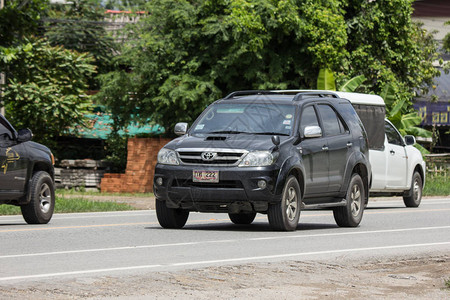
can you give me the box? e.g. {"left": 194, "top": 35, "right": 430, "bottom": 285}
{"left": 1, "top": 241, "right": 449, "bottom": 282}
{"left": 1, "top": 226, "right": 449, "bottom": 259}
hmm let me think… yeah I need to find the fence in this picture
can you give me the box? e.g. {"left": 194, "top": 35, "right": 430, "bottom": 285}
{"left": 424, "top": 153, "right": 450, "bottom": 177}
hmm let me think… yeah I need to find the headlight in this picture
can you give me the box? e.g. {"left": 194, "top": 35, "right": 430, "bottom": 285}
{"left": 239, "top": 151, "right": 276, "bottom": 167}
{"left": 157, "top": 148, "right": 179, "bottom": 165}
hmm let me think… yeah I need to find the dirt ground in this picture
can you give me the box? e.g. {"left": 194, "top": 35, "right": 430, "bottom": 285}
{"left": 0, "top": 254, "right": 448, "bottom": 299}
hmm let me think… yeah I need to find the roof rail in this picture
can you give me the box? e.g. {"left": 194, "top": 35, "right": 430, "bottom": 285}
{"left": 223, "top": 90, "right": 280, "bottom": 99}
{"left": 222, "top": 89, "right": 341, "bottom": 101}
{"left": 268, "top": 90, "right": 340, "bottom": 100}
{"left": 292, "top": 91, "right": 339, "bottom": 101}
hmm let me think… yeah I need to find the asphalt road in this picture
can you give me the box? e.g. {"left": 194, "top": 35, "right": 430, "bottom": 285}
{"left": 1, "top": 197, "right": 449, "bottom": 285}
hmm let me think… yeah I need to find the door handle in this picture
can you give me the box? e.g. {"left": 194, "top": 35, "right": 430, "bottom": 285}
{"left": 322, "top": 146, "right": 329, "bottom": 151}
{"left": 346, "top": 142, "right": 352, "bottom": 147}
{"left": 390, "top": 149, "right": 395, "bottom": 155}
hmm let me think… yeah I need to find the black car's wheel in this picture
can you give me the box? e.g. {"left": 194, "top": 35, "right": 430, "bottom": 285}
{"left": 268, "top": 175, "right": 301, "bottom": 231}
{"left": 403, "top": 171, "right": 423, "bottom": 208}
{"left": 156, "top": 199, "right": 189, "bottom": 229}
{"left": 228, "top": 212, "right": 256, "bottom": 225}
{"left": 20, "top": 171, "right": 55, "bottom": 224}
{"left": 333, "top": 173, "right": 365, "bottom": 227}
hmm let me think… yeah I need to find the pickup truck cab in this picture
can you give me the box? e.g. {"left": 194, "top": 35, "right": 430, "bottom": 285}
{"left": 333, "top": 91, "right": 425, "bottom": 207}
{"left": 369, "top": 119, "right": 425, "bottom": 207}
{"left": 0, "top": 114, "right": 55, "bottom": 224}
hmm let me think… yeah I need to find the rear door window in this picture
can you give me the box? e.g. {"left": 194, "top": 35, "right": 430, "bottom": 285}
{"left": 317, "top": 104, "right": 347, "bottom": 136}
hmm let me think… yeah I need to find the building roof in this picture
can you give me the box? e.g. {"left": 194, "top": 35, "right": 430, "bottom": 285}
{"left": 416, "top": 68, "right": 450, "bottom": 102}
{"left": 71, "top": 110, "right": 164, "bottom": 140}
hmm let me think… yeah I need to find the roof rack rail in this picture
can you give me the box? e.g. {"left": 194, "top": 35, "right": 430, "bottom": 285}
{"left": 223, "top": 90, "right": 280, "bottom": 99}
{"left": 268, "top": 90, "right": 340, "bottom": 100}
{"left": 222, "top": 89, "right": 341, "bottom": 101}
{"left": 292, "top": 91, "right": 340, "bottom": 101}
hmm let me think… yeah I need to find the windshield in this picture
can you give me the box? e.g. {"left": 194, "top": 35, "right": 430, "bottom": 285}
{"left": 191, "top": 102, "right": 296, "bottom": 136}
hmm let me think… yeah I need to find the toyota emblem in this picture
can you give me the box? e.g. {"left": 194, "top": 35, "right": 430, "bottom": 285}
{"left": 201, "top": 152, "right": 216, "bottom": 161}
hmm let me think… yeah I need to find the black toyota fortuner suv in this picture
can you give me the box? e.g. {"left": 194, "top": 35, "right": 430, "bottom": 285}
{"left": 153, "top": 90, "right": 371, "bottom": 231}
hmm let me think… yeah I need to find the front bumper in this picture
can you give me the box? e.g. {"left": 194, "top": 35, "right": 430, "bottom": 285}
{"left": 153, "top": 164, "right": 281, "bottom": 213}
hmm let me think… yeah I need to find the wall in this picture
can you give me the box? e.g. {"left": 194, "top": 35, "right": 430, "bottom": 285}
{"left": 100, "top": 137, "right": 172, "bottom": 193}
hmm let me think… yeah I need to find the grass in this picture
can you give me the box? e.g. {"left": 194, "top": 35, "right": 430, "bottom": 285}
{"left": 423, "top": 174, "right": 450, "bottom": 197}
{"left": 56, "top": 188, "right": 153, "bottom": 198}
{"left": 445, "top": 278, "right": 450, "bottom": 290}
{"left": 0, "top": 195, "right": 136, "bottom": 216}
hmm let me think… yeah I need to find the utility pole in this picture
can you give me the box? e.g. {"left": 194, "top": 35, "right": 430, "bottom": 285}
{"left": 0, "top": 0, "right": 4, "bottom": 116}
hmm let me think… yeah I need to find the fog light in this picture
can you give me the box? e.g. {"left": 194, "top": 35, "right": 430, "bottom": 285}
{"left": 156, "top": 177, "right": 163, "bottom": 186}
{"left": 257, "top": 180, "right": 267, "bottom": 189}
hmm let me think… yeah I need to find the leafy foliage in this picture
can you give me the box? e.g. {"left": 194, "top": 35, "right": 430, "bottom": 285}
{"left": 45, "top": 0, "right": 117, "bottom": 87}
{"left": 0, "top": 0, "right": 48, "bottom": 47}
{"left": 96, "top": 0, "right": 348, "bottom": 134}
{"left": 97, "top": 0, "right": 438, "bottom": 136}
{"left": 0, "top": 38, "right": 96, "bottom": 147}
{"left": 317, "top": 68, "right": 336, "bottom": 90}
{"left": 340, "top": 0, "right": 439, "bottom": 99}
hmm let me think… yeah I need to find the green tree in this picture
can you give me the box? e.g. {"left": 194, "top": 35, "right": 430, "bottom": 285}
{"left": 45, "top": 0, "right": 116, "bottom": 87}
{"left": 0, "top": 0, "right": 48, "bottom": 48}
{"left": 96, "top": 0, "right": 348, "bottom": 133}
{"left": 0, "top": 38, "right": 96, "bottom": 147}
{"left": 340, "top": 0, "right": 439, "bottom": 99}
{"left": 97, "top": 0, "right": 438, "bottom": 137}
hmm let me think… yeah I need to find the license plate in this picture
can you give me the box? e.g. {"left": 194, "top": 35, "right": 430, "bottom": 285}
{"left": 193, "top": 170, "right": 219, "bottom": 183}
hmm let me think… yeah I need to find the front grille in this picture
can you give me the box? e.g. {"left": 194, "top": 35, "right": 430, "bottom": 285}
{"left": 176, "top": 148, "right": 247, "bottom": 166}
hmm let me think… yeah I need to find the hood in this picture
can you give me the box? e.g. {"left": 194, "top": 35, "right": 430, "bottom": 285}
{"left": 27, "top": 141, "right": 52, "bottom": 155}
{"left": 165, "top": 134, "right": 288, "bottom": 151}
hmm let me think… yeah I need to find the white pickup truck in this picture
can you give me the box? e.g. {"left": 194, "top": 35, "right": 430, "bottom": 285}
{"left": 334, "top": 92, "right": 426, "bottom": 207}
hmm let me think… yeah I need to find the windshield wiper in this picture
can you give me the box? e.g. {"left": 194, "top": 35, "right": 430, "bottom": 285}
{"left": 208, "top": 130, "right": 251, "bottom": 134}
{"left": 254, "top": 132, "right": 290, "bottom": 136}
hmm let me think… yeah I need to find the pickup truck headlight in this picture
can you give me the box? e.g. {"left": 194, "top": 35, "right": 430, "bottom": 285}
{"left": 157, "top": 148, "right": 179, "bottom": 165}
{"left": 239, "top": 151, "right": 276, "bottom": 167}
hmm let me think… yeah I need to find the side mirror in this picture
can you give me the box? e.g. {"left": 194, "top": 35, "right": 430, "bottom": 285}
{"left": 304, "top": 126, "right": 322, "bottom": 138}
{"left": 404, "top": 135, "right": 416, "bottom": 146}
{"left": 271, "top": 135, "right": 280, "bottom": 146}
{"left": 174, "top": 122, "right": 188, "bottom": 136}
{"left": 17, "top": 128, "right": 33, "bottom": 143}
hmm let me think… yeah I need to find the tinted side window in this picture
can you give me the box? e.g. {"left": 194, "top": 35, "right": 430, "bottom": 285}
{"left": 317, "top": 104, "right": 345, "bottom": 136}
{"left": 385, "top": 122, "right": 403, "bottom": 146}
{"left": 300, "top": 105, "right": 319, "bottom": 134}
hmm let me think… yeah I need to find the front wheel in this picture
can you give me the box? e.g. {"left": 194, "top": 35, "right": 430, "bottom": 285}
{"left": 228, "top": 212, "right": 256, "bottom": 225}
{"left": 333, "top": 173, "right": 365, "bottom": 227}
{"left": 267, "top": 175, "right": 301, "bottom": 231}
{"left": 20, "top": 171, "right": 55, "bottom": 224}
{"left": 156, "top": 200, "right": 189, "bottom": 229}
{"left": 403, "top": 171, "right": 422, "bottom": 207}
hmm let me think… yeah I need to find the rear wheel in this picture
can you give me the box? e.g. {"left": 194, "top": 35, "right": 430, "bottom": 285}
{"left": 333, "top": 174, "right": 365, "bottom": 227}
{"left": 156, "top": 199, "right": 189, "bottom": 229}
{"left": 21, "top": 171, "right": 55, "bottom": 224}
{"left": 228, "top": 212, "right": 256, "bottom": 225}
{"left": 268, "top": 175, "right": 301, "bottom": 231}
{"left": 403, "top": 171, "right": 422, "bottom": 207}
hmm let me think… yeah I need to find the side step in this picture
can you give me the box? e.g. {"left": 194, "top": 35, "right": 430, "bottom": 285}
{"left": 301, "top": 199, "right": 346, "bottom": 210}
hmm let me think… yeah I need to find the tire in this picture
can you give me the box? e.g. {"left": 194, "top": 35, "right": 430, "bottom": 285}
{"left": 156, "top": 199, "right": 189, "bottom": 229}
{"left": 228, "top": 212, "right": 256, "bottom": 225}
{"left": 268, "top": 175, "right": 301, "bottom": 231}
{"left": 403, "top": 171, "right": 422, "bottom": 208}
{"left": 333, "top": 173, "right": 365, "bottom": 227}
{"left": 20, "top": 171, "right": 55, "bottom": 224}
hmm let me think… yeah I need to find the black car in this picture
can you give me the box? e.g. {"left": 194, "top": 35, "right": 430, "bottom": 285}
{"left": 0, "top": 114, "right": 55, "bottom": 224}
{"left": 153, "top": 90, "right": 371, "bottom": 231}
